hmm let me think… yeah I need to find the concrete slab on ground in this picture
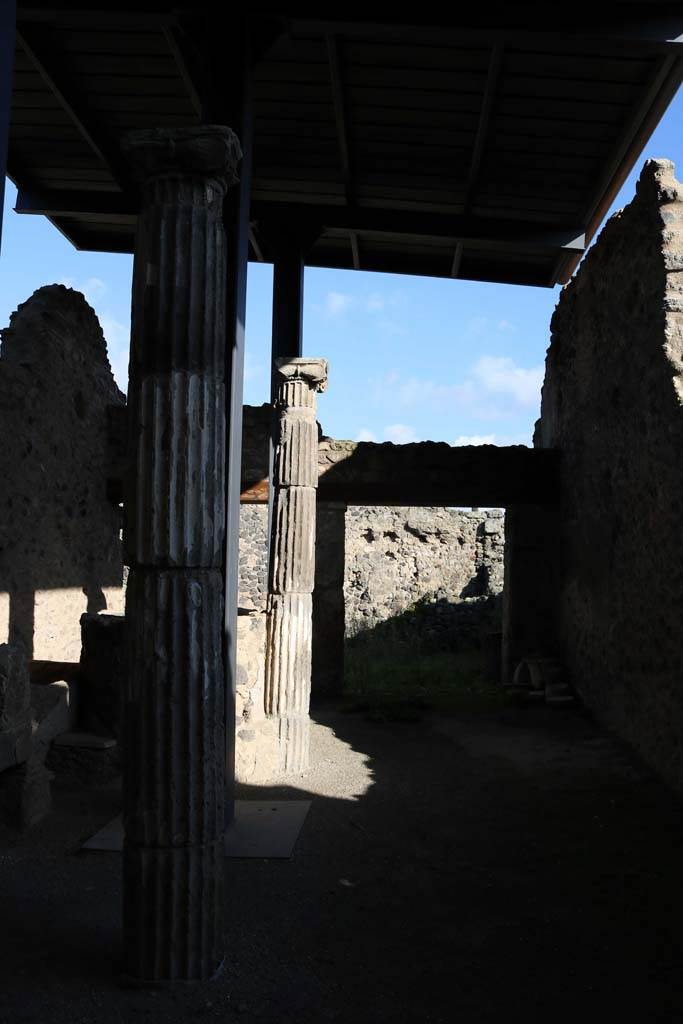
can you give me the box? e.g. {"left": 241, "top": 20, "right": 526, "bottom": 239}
{"left": 82, "top": 801, "right": 311, "bottom": 858}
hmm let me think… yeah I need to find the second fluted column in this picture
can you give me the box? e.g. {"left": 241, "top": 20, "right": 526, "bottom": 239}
{"left": 265, "top": 357, "right": 328, "bottom": 774}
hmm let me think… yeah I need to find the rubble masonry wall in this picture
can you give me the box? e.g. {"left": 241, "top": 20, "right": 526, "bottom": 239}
{"left": 0, "top": 285, "right": 125, "bottom": 662}
{"left": 237, "top": 502, "right": 504, "bottom": 640}
{"left": 537, "top": 158, "right": 683, "bottom": 791}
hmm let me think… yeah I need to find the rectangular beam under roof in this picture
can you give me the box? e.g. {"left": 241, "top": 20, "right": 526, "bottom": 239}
{"left": 14, "top": 189, "right": 586, "bottom": 251}
{"left": 323, "top": 441, "right": 560, "bottom": 507}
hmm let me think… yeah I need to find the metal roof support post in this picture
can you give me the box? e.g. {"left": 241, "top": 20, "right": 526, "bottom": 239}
{"left": 120, "top": 125, "right": 242, "bottom": 983}
{"left": 267, "top": 239, "right": 306, "bottom": 645}
{"left": 0, "top": 0, "right": 16, "bottom": 256}
{"left": 267, "top": 220, "right": 323, "bottom": 373}
{"left": 271, "top": 242, "right": 306, "bottom": 369}
{"left": 209, "top": 24, "right": 254, "bottom": 831}
{"left": 187, "top": 8, "right": 258, "bottom": 827}
{"left": 265, "top": 222, "right": 321, "bottom": 588}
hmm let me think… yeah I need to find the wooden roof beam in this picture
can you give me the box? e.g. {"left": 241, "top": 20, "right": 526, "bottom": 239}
{"left": 15, "top": 23, "right": 137, "bottom": 196}
{"left": 161, "top": 12, "right": 285, "bottom": 124}
{"left": 251, "top": 204, "right": 586, "bottom": 254}
{"left": 162, "top": 23, "right": 203, "bottom": 118}
{"left": 15, "top": 7, "right": 179, "bottom": 28}
{"left": 14, "top": 190, "right": 135, "bottom": 217}
{"left": 248, "top": 226, "right": 264, "bottom": 262}
{"left": 293, "top": 18, "right": 683, "bottom": 53}
{"left": 14, "top": 189, "right": 586, "bottom": 254}
{"left": 558, "top": 51, "right": 682, "bottom": 284}
{"left": 451, "top": 39, "right": 503, "bottom": 279}
{"left": 326, "top": 32, "right": 360, "bottom": 270}
{"left": 0, "top": 0, "right": 15, "bottom": 252}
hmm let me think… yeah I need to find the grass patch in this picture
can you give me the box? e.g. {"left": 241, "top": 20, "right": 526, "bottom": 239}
{"left": 343, "top": 641, "right": 504, "bottom": 719}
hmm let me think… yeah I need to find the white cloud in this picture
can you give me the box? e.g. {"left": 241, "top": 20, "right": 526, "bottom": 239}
{"left": 373, "top": 372, "right": 472, "bottom": 410}
{"left": 384, "top": 423, "right": 419, "bottom": 444}
{"left": 374, "top": 354, "right": 543, "bottom": 414}
{"left": 312, "top": 289, "right": 404, "bottom": 323}
{"left": 60, "top": 276, "right": 107, "bottom": 306}
{"left": 356, "top": 428, "right": 378, "bottom": 442}
{"left": 83, "top": 277, "right": 107, "bottom": 303}
{"left": 453, "top": 434, "right": 496, "bottom": 446}
{"left": 365, "top": 293, "right": 385, "bottom": 312}
{"left": 325, "top": 291, "right": 353, "bottom": 316}
{"left": 471, "top": 356, "right": 543, "bottom": 407}
{"left": 464, "top": 315, "right": 516, "bottom": 337}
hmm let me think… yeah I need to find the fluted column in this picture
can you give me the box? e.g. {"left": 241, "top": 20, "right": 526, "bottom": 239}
{"left": 265, "top": 358, "right": 327, "bottom": 773}
{"left": 121, "top": 126, "right": 241, "bottom": 983}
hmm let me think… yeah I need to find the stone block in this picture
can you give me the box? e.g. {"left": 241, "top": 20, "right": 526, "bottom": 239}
{"left": 0, "top": 643, "right": 32, "bottom": 772}
{"left": 46, "top": 737, "right": 120, "bottom": 785}
{"left": 0, "top": 642, "right": 30, "bottom": 729}
{"left": 80, "top": 612, "right": 125, "bottom": 738}
{"left": 53, "top": 731, "right": 116, "bottom": 749}
{"left": 235, "top": 718, "right": 280, "bottom": 784}
{"left": 0, "top": 722, "right": 32, "bottom": 773}
{"left": 31, "top": 680, "right": 78, "bottom": 746}
{"left": 235, "top": 612, "right": 266, "bottom": 725}
{"left": 0, "top": 759, "right": 53, "bottom": 829}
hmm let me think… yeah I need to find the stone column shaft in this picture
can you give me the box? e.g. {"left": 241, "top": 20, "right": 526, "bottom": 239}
{"left": 121, "top": 126, "right": 241, "bottom": 983}
{"left": 265, "top": 358, "right": 327, "bottom": 774}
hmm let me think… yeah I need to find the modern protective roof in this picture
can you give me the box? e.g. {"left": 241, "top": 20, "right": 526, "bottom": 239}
{"left": 7, "top": 6, "right": 683, "bottom": 287}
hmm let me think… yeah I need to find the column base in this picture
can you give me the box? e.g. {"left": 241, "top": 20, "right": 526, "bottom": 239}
{"left": 278, "top": 714, "right": 310, "bottom": 774}
{"left": 123, "top": 838, "right": 224, "bottom": 983}
{"left": 234, "top": 715, "right": 310, "bottom": 781}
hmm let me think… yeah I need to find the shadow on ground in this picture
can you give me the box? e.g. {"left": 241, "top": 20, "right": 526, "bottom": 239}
{"left": 1, "top": 700, "right": 683, "bottom": 1023}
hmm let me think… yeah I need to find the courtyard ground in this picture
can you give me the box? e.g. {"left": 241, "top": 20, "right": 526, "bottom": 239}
{"left": 1, "top": 700, "right": 683, "bottom": 1023}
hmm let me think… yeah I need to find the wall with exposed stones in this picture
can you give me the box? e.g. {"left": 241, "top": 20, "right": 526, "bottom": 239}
{"left": 534, "top": 158, "right": 683, "bottom": 791}
{"left": 235, "top": 497, "right": 505, "bottom": 702}
{"left": 236, "top": 501, "right": 505, "bottom": 642}
{"left": 238, "top": 505, "right": 269, "bottom": 611}
{"left": 343, "top": 506, "right": 504, "bottom": 637}
{"left": 0, "top": 285, "right": 125, "bottom": 663}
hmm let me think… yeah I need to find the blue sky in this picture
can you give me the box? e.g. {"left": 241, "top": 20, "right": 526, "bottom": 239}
{"left": 1, "top": 87, "right": 681, "bottom": 446}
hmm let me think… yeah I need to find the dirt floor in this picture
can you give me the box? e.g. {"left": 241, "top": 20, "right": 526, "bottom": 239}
{"left": 2, "top": 701, "right": 683, "bottom": 1023}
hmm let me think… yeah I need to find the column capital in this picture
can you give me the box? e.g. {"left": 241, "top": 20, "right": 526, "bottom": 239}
{"left": 122, "top": 125, "right": 242, "bottom": 187}
{"left": 275, "top": 357, "right": 328, "bottom": 394}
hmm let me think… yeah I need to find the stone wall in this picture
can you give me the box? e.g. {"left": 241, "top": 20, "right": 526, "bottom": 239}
{"left": 236, "top": 502, "right": 505, "bottom": 645}
{"left": 534, "top": 158, "right": 683, "bottom": 791}
{"left": 343, "top": 506, "right": 504, "bottom": 636}
{"left": 238, "top": 505, "right": 268, "bottom": 611}
{"left": 0, "top": 285, "right": 125, "bottom": 662}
